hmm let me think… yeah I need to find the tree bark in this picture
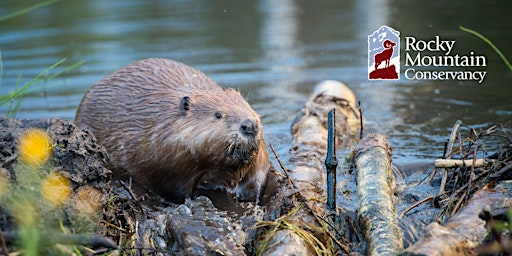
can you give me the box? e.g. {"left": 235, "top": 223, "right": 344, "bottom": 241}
{"left": 400, "top": 185, "right": 511, "bottom": 256}
{"left": 355, "top": 133, "right": 403, "bottom": 255}
{"left": 258, "top": 80, "right": 360, "bottom": 255}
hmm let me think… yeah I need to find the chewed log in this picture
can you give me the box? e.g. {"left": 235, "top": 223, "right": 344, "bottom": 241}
{"left": 400, "top": 185, "right": 511, "bottom": 256}
{"left": 258, "top": 80, "right": 360, "bottom": 255}
{"left": 434, "top": 159, "right": 491, "bottom": 168}
{"left": 355, "top": 133, "right": 403, "bottom": 256}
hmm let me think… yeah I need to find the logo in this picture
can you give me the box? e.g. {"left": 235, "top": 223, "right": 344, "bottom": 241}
{"left": 368, "top": 25, "right": 400, "bottom": 80}
{"left": 403, "top": 36, "right": 487, "bottom": 84}
{"left": 367, "top": 25, "right": 488, "bottom": 84}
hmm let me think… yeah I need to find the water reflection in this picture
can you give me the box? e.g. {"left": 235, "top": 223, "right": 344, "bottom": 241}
{"left": 0, "top": 0, "right": 510, "bottom": 163}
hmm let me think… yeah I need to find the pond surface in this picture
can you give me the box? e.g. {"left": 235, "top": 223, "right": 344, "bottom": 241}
{"left": 1, "top": 0, "right": 511, "bottom": 165}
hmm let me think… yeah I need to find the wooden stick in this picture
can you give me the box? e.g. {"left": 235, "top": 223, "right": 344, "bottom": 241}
{"left": 269, "top": 143, "right": 290, "bottom": 180}
{"left": 0, "top": 229, "right": 9, "bottom": 256}
{"left": 398, "top": 195, "right": 434, "bottom": 219}
{"left": 358, "top": 101, "right": 363, "bottom": 140}
{"left": 445, "top": 120, "right": 462, "bottom": 159}
{"left": 325, "top": 109, "right": 337, "bottom": 211}
{"left": 434, "top": 159, "right": 490, "bottom": 168}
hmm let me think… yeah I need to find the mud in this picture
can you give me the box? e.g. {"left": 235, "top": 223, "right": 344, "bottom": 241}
{"left": 0, "top": 117, "right": 111, "bottom": 187}
{"left": 0, "top": 117, "right": 268, "bottom": 255}
{"left": 0, "top": 117, "right": 114, "bottom": 254}
{"left": 1, "top": 114, "right": 510, "bottom": 255}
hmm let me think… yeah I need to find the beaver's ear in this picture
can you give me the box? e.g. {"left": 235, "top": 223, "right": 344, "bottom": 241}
{"left": 179, "top": 96, "right": 191, "bottom": 116}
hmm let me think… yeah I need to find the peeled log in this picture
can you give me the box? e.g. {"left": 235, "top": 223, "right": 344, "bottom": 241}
{"left": 259, "top": 80, "right": 360, "bottom": 255}
{"left": 434, "top": 159, "right": 491, "bottom": 168}
{"left": 355, "top": 133, "right": 403, "bottom": 255}
{"left": 400, "top": 185, "right": 511, "bottom": 256}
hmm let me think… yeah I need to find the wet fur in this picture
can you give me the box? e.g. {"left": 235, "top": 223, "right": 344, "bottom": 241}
{"left": 75, "top": 58, "right": 270, "bottom": 202}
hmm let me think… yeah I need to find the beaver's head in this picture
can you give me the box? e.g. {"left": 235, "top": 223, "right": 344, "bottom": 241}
{"left": 143, "top": 87, "right": 264, "bottom": 196}
{"left": 176, "top": 88, "right": 262, "bottom": 166}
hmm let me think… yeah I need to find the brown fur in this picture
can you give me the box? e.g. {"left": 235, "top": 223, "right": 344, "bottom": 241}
{"left": 75, "top": 58, "right": 270, "bottom": 202}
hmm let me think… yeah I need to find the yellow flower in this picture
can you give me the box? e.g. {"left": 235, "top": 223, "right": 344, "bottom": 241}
{"left": 41, "top": 172, "right": 71, "bottom": 207}
{"left": 18, "top": 129, "right": 52, "bottom": 167}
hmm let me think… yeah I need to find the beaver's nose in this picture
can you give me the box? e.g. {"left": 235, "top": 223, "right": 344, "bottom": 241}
{"left": 240, "top": 119, "right": 259, "bottom": 136}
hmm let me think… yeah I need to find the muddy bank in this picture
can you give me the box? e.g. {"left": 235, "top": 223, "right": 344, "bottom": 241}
{"left": 0, "top": 91, "right": 511, "bottom": 255}
{"left": 0, "top": 117, "right": 268, "bottom": 255}
{"left": 0, "top": 117, "right": 114, "bottom": 254}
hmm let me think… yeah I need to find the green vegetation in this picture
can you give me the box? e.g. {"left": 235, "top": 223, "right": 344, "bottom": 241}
{"left": 0, "top": 0, "right": 84, "bottom": 118}
{"left": 0, "top": 1, "right": 87, "bottom": 255}
{"left": 0, "top": 0, "right": 60, "bottom": 22}
{"left": 460, "top": 26, "right": 512, "bottom": 71}
{"left": 0, "top": 55, "right": 84, "bottom": 117}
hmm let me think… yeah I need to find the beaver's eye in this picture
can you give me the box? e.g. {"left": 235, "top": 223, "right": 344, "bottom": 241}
{"left": 214, "top": 112, "right": 223, "bottom": 119}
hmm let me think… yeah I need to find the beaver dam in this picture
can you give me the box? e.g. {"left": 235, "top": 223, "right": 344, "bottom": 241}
{"left": 0, "top": 81, "right": 511, "bottom": 255}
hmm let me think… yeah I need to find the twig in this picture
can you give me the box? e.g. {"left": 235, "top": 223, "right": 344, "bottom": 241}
{"left": 0, "top": 229, "right": 9, "bottom": 256}
{"left": 466, "top": 149, "right": 477, "bottom": 196}
{"left": 450, "top": 193, "right": 467, "bottom": 217}
{"left": 119, "top": 179, "right": 146, "bottom": 217}
{"left": 442, "top": 141, "right": 448, "bottom": 160}
{"left": 439, "top": 169, "right": 448, "bottom": 195}
{"left": 434, "top": 121, "right": 512, "bottom": 223}
{"left": 325, "top": 109, "right": 337, "bottom": 211}
{"left": 490, "top": 163, "right": 512, "bottom": 179}
{"left": 445, "top": 120, "right": 462, "bottom": 159}
{"left": 269, "top": 144, "right": 290, "bottom": 180}
{"left": 439, "top": 120, "right": 462, "bottom": 195}
{"left": 399, "top": 195, "right": 434, "bottom": 219}
{"left": 1, "top": 231, "right": 117, "bottom": 249}
{"left": 318, "top": 216, "right": 351, "bottom": 253}
{"left": 358, "top": 101, "right": 363, "bottom": 140}
{"left": 437, "top": 163, "right": 493, "bottom": 220}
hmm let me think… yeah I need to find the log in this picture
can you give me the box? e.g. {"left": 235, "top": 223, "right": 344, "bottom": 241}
{"left": 400, "top": 184, "right": 512, "bottom": 256}
{"left": 258, "top": 80, "right": 360, "bottom": 255}
{"left": 355, "top": 133, "right": 403, "bottom": 255}
{"left": 434, "top": 159, "right": 491, "bottom": 168}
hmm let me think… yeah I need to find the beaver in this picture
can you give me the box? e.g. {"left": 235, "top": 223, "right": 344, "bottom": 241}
{"left": 75, "top": 58, "right": 270, "bottom": 202}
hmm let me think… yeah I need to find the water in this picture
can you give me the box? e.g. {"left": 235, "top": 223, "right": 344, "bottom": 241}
{"left": 1, "top": 0, "right": 511, "bottom": 165}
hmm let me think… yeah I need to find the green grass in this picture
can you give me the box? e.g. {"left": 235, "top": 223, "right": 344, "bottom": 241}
{"left": 460, "top": 26, "right": 512, "bottom": 71}
{"left": 0, "top": 54, "right": 84, "bottom": 117}
{"left": 0, "top": 0, "right": 60, "bottom": 22}
{"left": 0, "top": 1, "right": 87, "bottom": 255}
{"left": 0, "top": 0, "right": 84, "bottom": 118}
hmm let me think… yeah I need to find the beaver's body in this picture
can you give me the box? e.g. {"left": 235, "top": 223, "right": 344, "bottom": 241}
{"left": 75, "top": 58, "right": 270, "bottom": 202}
